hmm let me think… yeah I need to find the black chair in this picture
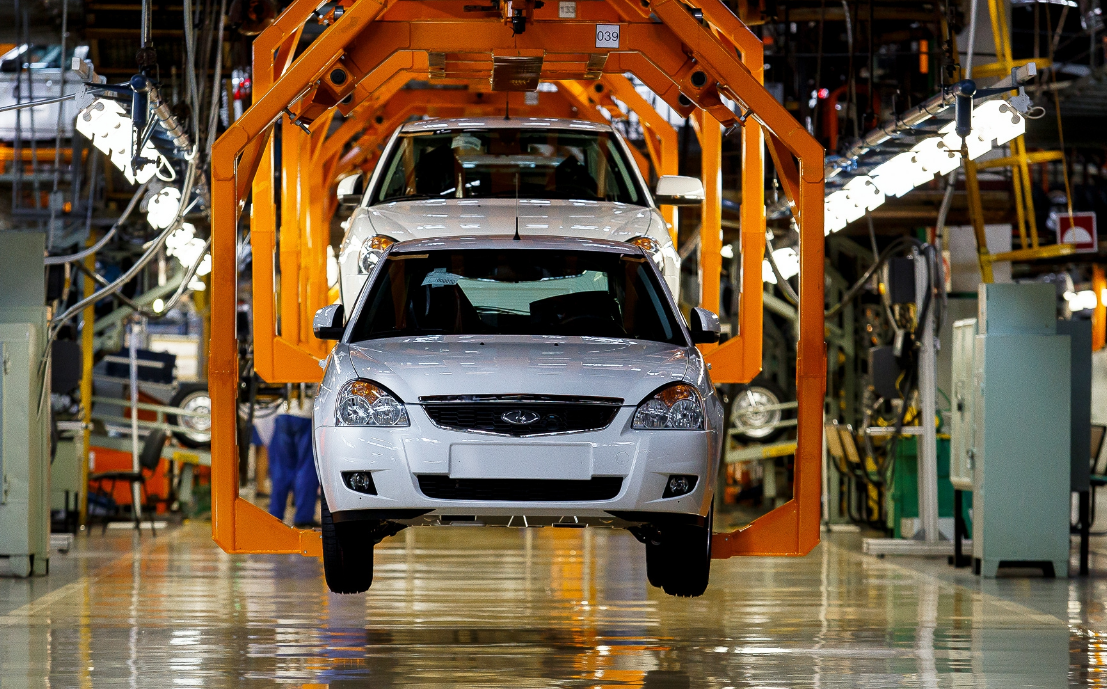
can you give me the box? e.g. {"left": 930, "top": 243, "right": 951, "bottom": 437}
{"left": 89, "top": 430, "right": 168, "bottom": 536}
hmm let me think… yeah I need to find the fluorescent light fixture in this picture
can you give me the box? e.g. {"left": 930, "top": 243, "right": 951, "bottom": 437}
{"left": 824, "top": 193, "right": 849, "bottom": 234}
{"left": 1101, "top": 287, "right": 1107, "bottom": 305}
{"left": 146, "top": 187, "right": 182, "bottom": 229}
{"left": 75, "top": 98, "right": 167, "bottom": 184}
{"left": 871, "top": 152, "right": 919, "bottom": 198}
{"left": 824, "top": 99, "right": 1025, "bottom": 232}
{"left": 843, "top": 175, "right": 886, "bottom": 212}
{"left": 195, "top": 253, "right": 212, "bottom": 277}
{"left": 166, "top": 222, "right": 206, "bottom": 266}
{"left": 911, "top": 137, "right": 961, "bottom": 177}
{"left": 762, "top": 258, "right": 777, "bottom": 284}
{"left": 772, "top": 247, "right": 800, "bottom": 280}
{"left": 940, "top": 100, "right": 1026, "bottom": 161}
{"left": 1064, "top": 289, "right": 1098, "bottom": 311}
{"left": 975, "top": 101, "right": 1025, "bottom": 147}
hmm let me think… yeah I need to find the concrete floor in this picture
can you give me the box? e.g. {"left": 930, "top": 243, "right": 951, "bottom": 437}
{"left": 1, "top": 523, "right": 1104, "bottom": 687}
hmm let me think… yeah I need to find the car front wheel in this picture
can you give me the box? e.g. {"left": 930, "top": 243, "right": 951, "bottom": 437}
{"left": 320, "top": 497, "right": 375, "bottom": 594}
{"left": 650, "top": 507, "right": 713, "bottom": 598}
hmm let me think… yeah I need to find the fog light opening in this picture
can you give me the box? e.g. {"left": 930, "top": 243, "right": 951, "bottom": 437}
{"left": 342, "top": 471, "right": 377, "bottom": 495}
{"left": 662, "top": 474, "right": 698, "bottom": 499}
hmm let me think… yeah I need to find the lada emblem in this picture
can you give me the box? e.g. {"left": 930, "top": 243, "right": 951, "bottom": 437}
{"left": 501, "top": 409, "right": 541, "bottom": 425}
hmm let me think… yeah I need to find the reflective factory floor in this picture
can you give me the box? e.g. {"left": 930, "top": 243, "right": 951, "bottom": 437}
{"left": 2, "top": 522, "right": 1105, "bottom": 687}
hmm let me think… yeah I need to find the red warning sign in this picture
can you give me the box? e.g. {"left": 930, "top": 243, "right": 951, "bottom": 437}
{"left": 1055, "top": 211, "right": 1099, "bottom": 253}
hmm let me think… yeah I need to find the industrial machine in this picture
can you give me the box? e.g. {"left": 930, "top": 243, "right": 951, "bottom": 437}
{"left": 954, "top": 283, "right": 1071, "bottom": 578}
{"left": 0, "top": 234, "right": 51, "bottom": 577}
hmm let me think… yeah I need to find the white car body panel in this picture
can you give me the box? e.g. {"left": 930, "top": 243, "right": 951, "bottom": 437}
{"left": 0, "top": 45, "right": 88, "bottom": 141}
{"left": 314, "top": 237, "right": 722, "bottom": 528}
{"left": 337, "top": 117, "right": 681, "bottom": 307}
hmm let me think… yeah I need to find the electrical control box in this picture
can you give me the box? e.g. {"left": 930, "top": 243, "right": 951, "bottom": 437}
{"left": 882, "top": 257, "right": 917, "bottom": 304}
{"left": 949, "top": 318, "right": 978, "bottom": 492}
{"left": 971, "top": 283, "right": 1071, "bottom": 578}
{"left": 0, "top": 233, "right": 50, "bottom": 577}
{"left": 0, "top": 323, "right": 50, "bottom": 576}
{"left": 1058, "top": 318, "right": 1092, "bottom": 492}
{"left": 868, "top": 345, "right": 900, "bottom": 400}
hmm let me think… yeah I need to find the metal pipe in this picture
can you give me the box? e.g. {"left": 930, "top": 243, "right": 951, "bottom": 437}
{"left": 128, "top": 319, "right": 143, "bottom": 522}
{"left": 915, "top": 249, "right": 939, "bottom": 544}
{"left": 50, "top": 0, "right": 69, "bottom": 248}
{"left": 146, "top": 81, "right": 192, "bottom": 152}
{"left": 965, "top": 0, "right": 979, "bottom": 78}
{"left": 141, "top": 0, "right": 153, "bottom": 49}
{"left": 78, "top": 230, "right": 96, "bottom": 528}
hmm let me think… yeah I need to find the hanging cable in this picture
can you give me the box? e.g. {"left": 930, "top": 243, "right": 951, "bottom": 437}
{"left": 765, "top": 242, "right": 800, "bottom": 305}
{"left": 1045, "top": 6, "right": 1076, "bottom": 222}
{"left": 183, "top": 0, "right": 202, "bottom": 143}
{"left": 825, "top": 235, "right": 921, "bottom": 318}
{"left": 204, "top": 0, "right": 228, "bottom": 163}
{"left": 44, "top": 182, "right": 149, "bottom": 265}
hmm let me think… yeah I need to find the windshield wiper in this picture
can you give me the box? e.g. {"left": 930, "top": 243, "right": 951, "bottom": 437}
{"left": 377, "top": 194, "right": 443, "bottom": 203}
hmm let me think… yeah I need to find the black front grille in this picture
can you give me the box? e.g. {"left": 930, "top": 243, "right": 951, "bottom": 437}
{"left": 421, "top": 400, "right": 620, "bottom": 436}
{"left": 417, "top": 476, "right": 623, "bottom": 501}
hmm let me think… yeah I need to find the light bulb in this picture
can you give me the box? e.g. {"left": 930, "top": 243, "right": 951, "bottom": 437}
{"left": 147, "top": 187, "right": 182, "bottom": 229}
{"left": 771, "top": 247, "right": 800, "bottom": 280}
{"left": 762, "top": 258, "right": 777, "bottom": 284}
{"left": 871, "top": 152, "right": 918, "bottom": 197}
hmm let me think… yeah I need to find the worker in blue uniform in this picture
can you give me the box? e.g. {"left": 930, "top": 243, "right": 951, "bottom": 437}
{"left": 267, "top": 385, "right": 319, "bottom": 528}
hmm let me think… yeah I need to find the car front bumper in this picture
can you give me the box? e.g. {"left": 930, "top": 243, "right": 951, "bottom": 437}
{"left": 315, "top": 406, "right": 716, "bottom": 526}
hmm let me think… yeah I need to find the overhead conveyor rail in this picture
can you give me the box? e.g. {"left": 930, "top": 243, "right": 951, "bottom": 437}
{"left": 208, "top": 0, "right": 826, "bottom": 559}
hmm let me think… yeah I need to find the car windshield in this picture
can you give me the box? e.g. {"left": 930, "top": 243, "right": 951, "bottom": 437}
{"left": 348, "top": 249, "right": 684, "bottom": 345}
{"left": 373, "top": 128, "right": 645, "bottom": 205}
{"left": 0, "top": 45, "right": 74, "bottom": 71}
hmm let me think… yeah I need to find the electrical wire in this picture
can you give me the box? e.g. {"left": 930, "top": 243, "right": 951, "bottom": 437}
{"left": 183, "top": 0, "right": 202, "bottom": 144}
{"left": 764, "top": 242, "right": 799, "bottom": 305}
{"left": 48, "top": 156, "right": 198, "bottom": 341}
{"left": 826, "top": 235, "right": 921, "bottom": 318}
{"left": 203, "top": 0, "right": 228, "bottom": 164}
{"left": 44, "top": 182, "right": 149, "bottom": 265}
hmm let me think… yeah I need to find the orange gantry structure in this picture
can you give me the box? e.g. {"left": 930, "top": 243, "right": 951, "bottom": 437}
{"left": 209, "top": 0, "right": 826, "bottom": 559}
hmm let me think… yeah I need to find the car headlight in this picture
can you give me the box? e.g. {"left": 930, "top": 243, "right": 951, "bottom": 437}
{"left": 627, "top": 236, "right": 665, "bottom": 271}
{"left": 632, "top": 383, "right": 704, "bottom": 430}
{"left": 335, "top": 379, "right": 409, "bottom": 427}
{"left": 358, "top": 235, "right": 395, "bottom": 274}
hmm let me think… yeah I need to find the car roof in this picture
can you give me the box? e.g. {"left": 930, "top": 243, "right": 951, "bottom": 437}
{"left": 390, "top": 235, "right": 645, "bottom": 255}
{"left": 399, "top": 117, "right": 613, "bottom": 134}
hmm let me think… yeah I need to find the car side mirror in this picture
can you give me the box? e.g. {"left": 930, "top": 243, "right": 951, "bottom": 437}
{"left": 313, "top": 304, "right": 345, "bottom": 340}
{"left": 688, "top": 307, "right": 721, "bottom": 344}
{"left": 336, "top": 173, "right": 364, "bottom": 209}
{"left": 654, "top": 175, "right": 705, "bottom": 206}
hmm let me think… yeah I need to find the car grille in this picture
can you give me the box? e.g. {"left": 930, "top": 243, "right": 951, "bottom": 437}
{"left": 420, "top": 396, "right": 622, "bottom": 437}
{"left": 417, "top": 476, "right": 623, "bottom": 501}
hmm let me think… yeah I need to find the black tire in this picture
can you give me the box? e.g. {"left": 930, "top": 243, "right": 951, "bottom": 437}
{"left": 320, "top": 496, "right": 375, "bottom": 594}
{"left": 645, "top": 538, "right": 669, "bottom": 589}
{"left": 730, "top": 377, "right": 788, "bottom": 443}
{"left": 660, "top": 506, "right": 713, "bottom": 598}
{"left": 167, "top": 383, "right": 212, "bottom": 448}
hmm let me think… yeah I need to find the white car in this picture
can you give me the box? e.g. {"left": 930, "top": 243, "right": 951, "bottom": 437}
{"left": 313, "top": 236, "right": 724, "bottom": 597}
{"left": 336, "top": 117, "right": 703, "bottom": 306}
{"left": 0, "top": 45, "right": 87, "bottom": 141}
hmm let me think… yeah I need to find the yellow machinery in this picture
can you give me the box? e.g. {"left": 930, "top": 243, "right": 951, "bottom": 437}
{"left": 209, "top": 0, "right": 826, "bottom": 559}
{"left": 963, "top": 0, "right": 1075, "bottom": 278}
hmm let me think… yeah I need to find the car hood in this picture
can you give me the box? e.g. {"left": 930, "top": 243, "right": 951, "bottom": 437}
{"left": 362, "top": 198, "right": 655, "bottom": 243}
{"left": 343, "top": 336, "right": 692, "bottom": 404}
